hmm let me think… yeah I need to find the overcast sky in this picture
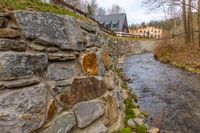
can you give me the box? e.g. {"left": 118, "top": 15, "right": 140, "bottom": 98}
{"left": 95, "top": 0, "right": 165, "bottom": 25}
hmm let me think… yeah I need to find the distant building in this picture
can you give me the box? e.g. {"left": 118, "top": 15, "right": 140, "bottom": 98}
{"left": 129, "top": 26, "right": 164, "bottom": 39}
{"left": 97, "top": 13, "right": 129, "bottom": 34}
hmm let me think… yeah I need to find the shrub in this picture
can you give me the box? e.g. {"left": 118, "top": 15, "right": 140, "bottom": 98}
{"left": 124, "top": 98, "right": 137, "bottom": 126}
{"left": 118, "top": 128, "right": 132, "bottom": 133}
{"left": 136, "top": 124, "right": 147, "bottom": 133}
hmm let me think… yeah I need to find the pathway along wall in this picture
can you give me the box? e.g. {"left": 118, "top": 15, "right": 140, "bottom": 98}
{"left": 0, "top": 10, "right": 139, "bottom": 133}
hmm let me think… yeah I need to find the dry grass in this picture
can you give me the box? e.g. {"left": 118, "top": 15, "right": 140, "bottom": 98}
{"left": 154, "top": 37, "right": 200, "bottom": 73}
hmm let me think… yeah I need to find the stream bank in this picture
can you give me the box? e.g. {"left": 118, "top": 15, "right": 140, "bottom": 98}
{"left": 124, "top": 53, "right": 200, "bottom": 133}
{"left": 117, "top": 55, "right": 159, "bottom": 133}
{"left": 154, "top": 39, "right": 200, "bottom": 74}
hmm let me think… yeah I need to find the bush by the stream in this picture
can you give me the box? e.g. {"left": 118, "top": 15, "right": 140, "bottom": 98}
{"left": 118, "top": 128, "right": 132, "bottom": 133}
{"left": 124, "top": 98, "right": 137, "bottom": 127}
{"left": 136, "top": 124, "right": 147, "bottom": 133}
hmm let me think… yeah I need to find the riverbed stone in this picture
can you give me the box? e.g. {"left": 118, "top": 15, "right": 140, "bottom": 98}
{"left": 59, "top": 76, "right": 106, "bottom": 107}
{"left": 0, "top": 77, "right": 40, "bottom": 89}
{"left": 73, "top": 100, "right": 104, "bottom": 128}
{"left": 48, "top": 53, "right": 76, "bottom": 61}
{"left": 47, "top": 62, "right": 74, "bottom": 81}
{"left": 148, "top": 127, "right": 160, "bottom": 133}
{"left": 127, "top": 119, "right": 136, "bottom": 128}
{"left": 0, "top": 52, "right": 48, "bottom": 81}
{"left": 15, "top": 11, "right": 84, "bottom": 50}
{"left": 133, "top": 108, "right": 141, "bottom": 117}
{"left": 0, "top": 28, "right": 20, "bottom": 38}
{"left": 0, "top": 39, "right": 26, "bottom": 51}
{"left": 0, "top": 84, "right": 48, "bottom": 133}
{"left": 134, "top": 118, "right": 144, "bottom": 126}
{"left": 82, "top": 52, "right": 99, "bottom": 75}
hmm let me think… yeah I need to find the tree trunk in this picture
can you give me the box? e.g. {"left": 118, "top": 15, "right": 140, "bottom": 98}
{"left": 188, "top": 0, "right": 194, "bottom": 43}
{"left": 187, "top": 0, "right": 191, "bottom": 43}
{"left": 183, "top": 0, "right": 188, "bottom": 43}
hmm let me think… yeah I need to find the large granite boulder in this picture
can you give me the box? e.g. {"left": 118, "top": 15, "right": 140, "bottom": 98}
{"left": 0, "top": 28, "right": 20, "bottom": 38}
{"left": 48, "top": 53, "right": 76, "bottom": 61}
{"left": 73, "top": 100, "right": 104, "bottom": 128}
{"left": 47, "top": 62, "right": 75, "bottom": 81}
{"left": 104, "top": 95, "right": 119, "bottom": 125}
{"left": 42, "top": 112, "right": 76, "bottom": 133}
{"left": 15, "top": 11, "right": 84, "bottom": 51}
{"left": 72, "top": 121, "right": 108, "bottom": 133}
{"left": 81, "top": 52, "right": 99, "bottom": 76}
{"left": 0, "top": 77, "right": 40, "bottom": 89}
{"left": 0, "top": 84, "right": 48, "bottom": 133}
{"left": 104, "top": 70, "right": 115, "bottom": 91}
{"left": 59, "top": 76, "right": 106, "bottom": 107}
{"left": 0, "top": 39, "right": 27, "bottom": 51}
{"left": 102, "top": 50, "right": 112, "bottom": 69}
{"left": 0, "top": 52, "right": 48, "bottom": 81}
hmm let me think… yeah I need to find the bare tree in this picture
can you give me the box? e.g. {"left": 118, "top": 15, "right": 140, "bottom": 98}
{"left": 143, "top": 0, "right": 199, "bottom": 44}
{"left": 96, "top": 7, "right": 106, "bottom": 18}
{"left": 85, "top": 0, "right": 98, "bottom": 17}
{"left": 182, "top": 0, "right": 188, "bottom": 43}
{"left": 108, "top": 4, "right": 125, "bottom": 14}
{"left": 79, "top": 0, "right": 89, "bottom": 12}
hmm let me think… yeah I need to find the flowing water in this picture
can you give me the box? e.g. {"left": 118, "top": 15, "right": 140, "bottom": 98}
{"left": 124, "top": 53, "right": 200, "bottom": 133}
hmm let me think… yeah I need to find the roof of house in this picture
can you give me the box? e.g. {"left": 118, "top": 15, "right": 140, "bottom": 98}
{"left": 97, "top": 13, "right": 127, "bottom": 31}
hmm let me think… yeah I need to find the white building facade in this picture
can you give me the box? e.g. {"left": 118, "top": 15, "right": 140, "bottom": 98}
{"left": 129, "top": 26, "right": 163, "bottom": 39}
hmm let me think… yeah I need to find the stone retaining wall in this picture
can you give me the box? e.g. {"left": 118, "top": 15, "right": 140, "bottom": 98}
{"left": 0, "top": 10, "right": 136, "bottom": 133}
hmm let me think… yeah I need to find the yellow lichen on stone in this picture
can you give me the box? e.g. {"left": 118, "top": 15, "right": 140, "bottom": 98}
{"left": 82, "top": 53, "right": 99, "bottom": 75}
{"left": 102, "top": 50, "right": 111, "bottom": 69}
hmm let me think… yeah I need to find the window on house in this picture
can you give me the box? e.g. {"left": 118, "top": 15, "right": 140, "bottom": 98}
{"left": 155, "top": 30, "right": 157, "bottom": 33}
{"left": 113, "top": 24, "right": 117, "bottom": 28}
{"left": 106, "top": 24, "right": 110, "bottom": 29}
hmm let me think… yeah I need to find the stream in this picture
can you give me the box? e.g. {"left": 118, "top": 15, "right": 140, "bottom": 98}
{"left": 124, "top": 53, "right": 200, "bottom": 133}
